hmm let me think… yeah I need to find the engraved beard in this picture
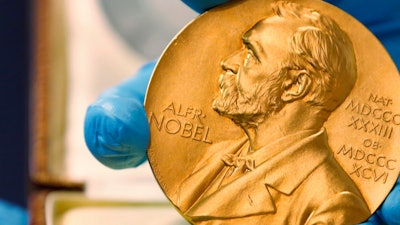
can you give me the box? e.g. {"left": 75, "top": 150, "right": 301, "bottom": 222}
{"left": 212, "top": 70, "right": 286, "bottom": 129}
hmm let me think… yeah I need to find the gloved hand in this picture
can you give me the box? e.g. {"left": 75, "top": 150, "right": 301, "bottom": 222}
{"left": 0, "top": 199, "right": 28, "bottom": 225}
{"left": 84, "top": 0, "right": 400, "bottom": 224}
{"left": 84, "top": 1, "right": 232, "bottom": 169}
{"left": 84, "top": 61, "right": 155, "bottom": 169}
{"left": 360, "top": 177, "right": 400, "bottom": 225}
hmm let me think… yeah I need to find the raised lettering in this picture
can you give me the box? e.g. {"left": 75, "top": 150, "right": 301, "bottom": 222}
{"left": 366, "top": 154, "right": 376, "bottom": 164}
{"left": 345, "top": 100, "right": 359, "bottom": 112}
{"left": 349, "top": 163, "right": 389, "bottom": 184}
{"left": 373, "top": 169, "right": 388, "bottom": 184}
{"left": 387, "top": 159, "right": 397, "bottom": 170}
{"left": 350, "top": 163, "right": 362, "bottom": 177}
{"left": 150, "top": 112, "right": 164, "bottom": 131}
{"left": 192, "top": 125, "right": 204, "bottom": 141}
{"left": 181, "top": 122, "right": 193, "bottom": 138}
{"left": 165, "top": 119, "right": 181, "bottom": 134}
{"left": 202, "top": 126, "right": 212, "bottom": 144}
{"left": 163, "top": 102, "right": 176, "bottom": 114}
{"left": 348, "top": 116, "right": 359, "bottom": 129}
{"left": 337, "top": 145, "right": 353, "bottom": 158}
{"left": 362, "top": 167, "right": 373, "bottom": 179}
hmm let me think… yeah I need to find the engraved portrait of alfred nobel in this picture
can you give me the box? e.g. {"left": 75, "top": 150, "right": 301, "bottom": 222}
{"left": 175, "top": 1, "right": 372, "bottom": 225}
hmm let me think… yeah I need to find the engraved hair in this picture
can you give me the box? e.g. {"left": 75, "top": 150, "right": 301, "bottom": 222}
{"left": 273, "top": 1, "right": 357, "bottom": 112}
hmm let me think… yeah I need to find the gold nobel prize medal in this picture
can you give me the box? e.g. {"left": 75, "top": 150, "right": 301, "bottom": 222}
{"left": 145, "top": 0, "right": 400, "bottom": 224}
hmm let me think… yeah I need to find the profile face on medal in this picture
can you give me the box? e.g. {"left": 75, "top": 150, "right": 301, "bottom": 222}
{"left": 146, "top": 0, "right": 400, "bottom": 224}
{"left": 212, "top": 2, "right": 357, "bottom": 128}
{"left": 175, "top": 2, "right": 370, "bottom": 224}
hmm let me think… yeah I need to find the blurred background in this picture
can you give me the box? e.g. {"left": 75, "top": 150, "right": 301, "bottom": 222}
{"left": 0, "top": 0, "right": 30, "bottom": 208}
{"left": 63, "top": 0, "right": 196, "bottom": 183}
{"left": 0, "top": 0, "right": 197, "bottom": 224}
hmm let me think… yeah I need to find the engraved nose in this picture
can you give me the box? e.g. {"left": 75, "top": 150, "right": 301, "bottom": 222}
{"left": 221, "top": 50, "right": 242, "bottom": 74}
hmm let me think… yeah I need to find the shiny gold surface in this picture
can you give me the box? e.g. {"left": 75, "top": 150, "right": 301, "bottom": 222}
{"left": 145, "top": 0, "right": 400, "bottom": 224}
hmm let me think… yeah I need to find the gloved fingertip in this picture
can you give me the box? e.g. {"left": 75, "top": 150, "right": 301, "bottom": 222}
{"left": 358, "top": 213, "right": 385, "bottom": 225}
{"left": 0, "top": 200, "right": 28, "bottom": 225}
{"left": 181, "top": 0, "right": 230, "bottom": 13}
{"left": 377, "top": 182, "right": 400, "bottom": 225}
{"left": 84, "top": 97, "right": 150, "bottom": 169}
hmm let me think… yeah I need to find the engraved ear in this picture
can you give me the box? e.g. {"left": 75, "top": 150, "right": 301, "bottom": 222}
{"left": 281, "top": 70, "right": 311, "bottom": 102}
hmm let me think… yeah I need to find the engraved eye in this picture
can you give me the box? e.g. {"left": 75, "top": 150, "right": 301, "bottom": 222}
{"left": 247, "top": 49, "right": 254, "bottom": 58}
{"left": 245, "top": 49, "right": 257, "bottom": 66}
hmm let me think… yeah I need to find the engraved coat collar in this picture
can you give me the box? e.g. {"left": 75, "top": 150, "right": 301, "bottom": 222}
{"left": 184, "top": 129, "right": 332, "bottom": 219}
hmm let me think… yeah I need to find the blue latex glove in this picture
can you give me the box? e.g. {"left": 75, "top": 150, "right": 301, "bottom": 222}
{"left": 84, "top": 0, "right": 400, "bottom": 224}
{"left": 360, "top": 177, "right": 400, "bottom": 225}
{"left": 0, "top": 199, "right": 28, "bottom": 225}
{"left": 84, "top": 61, "right": 155, "bottom": 169}
{"left": 181, "top": 0, "right": 228, "bottom": 13}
